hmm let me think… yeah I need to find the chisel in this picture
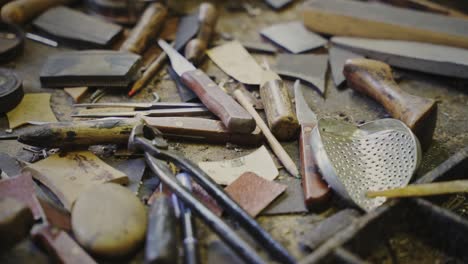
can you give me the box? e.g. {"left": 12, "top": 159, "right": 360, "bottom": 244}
{"left": 158, "top": 39, "right": 255, "bottom": 133}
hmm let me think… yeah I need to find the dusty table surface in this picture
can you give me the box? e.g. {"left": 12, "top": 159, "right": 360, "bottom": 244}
{"left": 0, "top": 1, "right": 467, "bottom": 263}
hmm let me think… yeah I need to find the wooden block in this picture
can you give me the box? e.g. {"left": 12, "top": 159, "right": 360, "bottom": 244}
{"left": 64, "top": 87, "right": 88, "bottom": 103}
{"left": 302, "top": 0, "right": 468, "bottom": 49}
{"left": 24, "top": 151, "right": 128, "bottom": 210}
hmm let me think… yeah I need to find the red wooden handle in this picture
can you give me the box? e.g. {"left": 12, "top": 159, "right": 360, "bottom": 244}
{"left": 181, "top": 70, "right": 255, "bottom": 133}
{"left": 299, "top": 123, "right": 331, "bottom": 207}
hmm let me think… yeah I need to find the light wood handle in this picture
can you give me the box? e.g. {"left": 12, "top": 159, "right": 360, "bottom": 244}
{"left": 1, "top": 0, "right": 75, "bottom": 24}
{"left": 367, "top": 180, "right": 468, "bottom": 198}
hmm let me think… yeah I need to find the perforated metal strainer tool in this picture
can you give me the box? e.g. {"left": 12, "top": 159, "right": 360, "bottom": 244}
{"left": 310, "top": 118, "right": 421, "bottom": 211}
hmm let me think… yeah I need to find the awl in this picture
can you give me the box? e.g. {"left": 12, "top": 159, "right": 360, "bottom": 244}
{"left": 294, "top": 80, "right": 331, "bottom": 207}
{"left": 158, "top": 39, "right": 255, "bottom": 133}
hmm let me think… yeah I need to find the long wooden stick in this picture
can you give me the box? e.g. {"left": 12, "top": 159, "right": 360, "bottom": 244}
{"left": 367, "top": 180, "right": 468, "bottom": 198}
{"left": 233, "top": 89, "right": 299, "bottom": 178}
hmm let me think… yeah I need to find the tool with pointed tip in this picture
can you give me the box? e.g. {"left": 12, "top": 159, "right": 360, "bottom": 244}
{"left": 294, "top": 80, "right": 331, "bottom": 207}
{"left": 344, "top": 58, "right": 437, "bottom": 149}
{"left": 158, "top": 39, "right": 255, "bottom": 133}
{"left": 74, "top": 102, "right": 204, "bottom": 111}
{"left": 72, "top": 107, "right": 210, "bottom": 118}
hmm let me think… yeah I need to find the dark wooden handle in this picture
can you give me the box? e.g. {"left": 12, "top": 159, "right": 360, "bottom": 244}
{"left": 1, "top": 0, "right": 75, "bottom": 24}
{"left": 181, "top": 70, "right": 255, "bottom": 133}
{"left": 344, "top": 58, "right": 437, "bottom": 148}
{"left": 299, "top": 124, "right": 331, "bottom": 207}
{"left": 120, "top": 3, "right": 168, "bottom": 54}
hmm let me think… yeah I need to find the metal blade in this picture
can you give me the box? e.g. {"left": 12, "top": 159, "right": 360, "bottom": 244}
{"left": 74, "top": 102, "right": 204, "bottom": 110}
{"left": 158, "top": 39, "right": 196, "bottom": 76}
{"left": 72, "top": 107, "right": 210, "bottom": 118}
{"left": 294, "top": 80, "right": 317, "bottom": 124}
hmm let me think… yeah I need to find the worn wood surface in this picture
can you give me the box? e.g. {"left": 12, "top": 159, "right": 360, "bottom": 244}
{"left": 0, "top": 1, "right": 467, "bottom": 263}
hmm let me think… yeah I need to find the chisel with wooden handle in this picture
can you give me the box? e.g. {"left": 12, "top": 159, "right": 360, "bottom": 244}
{"left": 1, "top": 0, "right": 76, "bottom": 24}
{"left": 120, "top": 3, "right": 168, "bottom": 55}
{"left": 158, "top": 39, "right": 255, "bottom": 133}
{"left": 343, "top": 58, "right": 437, "bottom": 149}
{"left": 185, "top": 2, "right": 218, "bottom": 64}
{"left": 16, "top": 117, "right": 263, "bottom": 148}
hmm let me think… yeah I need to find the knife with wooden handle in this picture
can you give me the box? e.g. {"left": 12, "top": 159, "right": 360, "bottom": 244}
{"left": 294, "top": 80, "right": 331, "bottom": 207}
{"left": 158, "top": 39, "right": 255, "bottom": 133}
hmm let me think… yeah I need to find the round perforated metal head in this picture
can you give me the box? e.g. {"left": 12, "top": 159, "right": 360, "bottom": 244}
{"left": 310, "top": 118, "right": 421, "bottom": 211}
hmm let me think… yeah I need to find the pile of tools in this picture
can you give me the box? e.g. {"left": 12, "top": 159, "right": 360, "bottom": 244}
{"left": 0, "top": 0, "right": 467, "bottom": 263}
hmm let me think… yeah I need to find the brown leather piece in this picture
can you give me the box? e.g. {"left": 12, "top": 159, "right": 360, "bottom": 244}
{"left": 0, "top": 172, "right": 44, "bottom": 220}
{"left": 225, "top": 172, "right": 287, "bottom": 217}
{"left": 38, "top": 199, "right": 71, "bottom": 232}
{"left": 192, "top": 181, "right": 223, "bottom": 217}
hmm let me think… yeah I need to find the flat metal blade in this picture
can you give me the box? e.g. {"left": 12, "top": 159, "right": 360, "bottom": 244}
{"left": 158, "top": 39, "right": 196, "bottom": 76}
{"left": 294, "top": 80, "right": 317, "bottom": 124}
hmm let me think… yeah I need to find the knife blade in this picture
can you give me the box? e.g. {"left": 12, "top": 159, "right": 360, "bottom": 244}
{"left": 158, "top": 39, "right": 255, "bottom": 134}
{"left": 74, "top": 102, "right": 204, "bottom": 110}
{"left": 72, "top": 107, "right": 211, "bottom": 118}
{"left": 294, "top": 80, "right": 330, "bottom": 207}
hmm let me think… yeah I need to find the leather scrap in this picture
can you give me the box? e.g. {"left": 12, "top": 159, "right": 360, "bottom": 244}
{"left": 0, "top": 172, "right": 45, "bottom": 220}
{"left": 7, "top": 93, "right": 57, "bottom": 129}
{"left": 207, "top": 41, "right": 263, "bottom": 85}
{"left": 225, "top": 172, "right": 286, "bottom": 217}
{"left": 64, "top": 87, "right": 88, "bottom": 103}
{"left": 329, "top": 45, "right": 363, "bottom": 87}
{"left": 260, "top": 21, "right": 327, "bottom": 53}
{"left": 39, "top": 199, "right": 71, "bottom": 232}
{"left": 198, "top": 146, "right": 279, "bottom": 185}
{"left": 0, "top": 197, "right": 35, "bottom": 250}
{"left": 24, "top": 151, "right": 129, "bottom": 210}
{"left": 262, "top": 178, "right": 308, "bottom": 215}
{"left": 192, "top": 181, "right": 223, "bottom": 217}
{"left": 273, "top": 53, "right": 328, "bottom": 95}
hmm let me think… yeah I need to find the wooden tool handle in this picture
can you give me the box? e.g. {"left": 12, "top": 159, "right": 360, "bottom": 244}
{"left": 260, "top": 80, "right": 299, "bottom": 141}
{"left": 1, "top": 0, "right": 75, "bottom": 24}
{"left": 185, "top": 2, "right": 218, "bottom": 64}
{"left": 233, "top": 89, "right": 299, "bottom": 178}
{"left": 181, "top": 70, "right": 255, "bottom": 133}
{"left": 32, "top": 225, "right": 96, "bottom": 264}
{"left": 299, "top": 124, "right": 331, "bottom": 206}
{"left": 120, "top": 3, "right": 168, "bottom": 54}
{"left": 344, "top": 58, "right": 437, "bottom": 147}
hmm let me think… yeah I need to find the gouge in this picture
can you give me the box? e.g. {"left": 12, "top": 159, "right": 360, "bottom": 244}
{"left": 294, "top": 80, "right": 331, "bottom": 206}
{"left": 185, "top": 2, "right": 218, "bottom": 64}
{"left": 120, "top": 3, "right": 168, "bottom": 55}
{"left": 1, "top": 0, "right": 76, "bottom": 24}
{"left": 343, "top": 58, "right": 437, "bottom": 149}
{"left": 159, "top": 39, "right": 255, "bottom": 133}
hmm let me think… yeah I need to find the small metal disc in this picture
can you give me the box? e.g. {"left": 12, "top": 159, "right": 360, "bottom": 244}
{"left": 0, "top": 68, "right": 24, "bottom": 113}
{"left": 0, "top": 22, "right": 25, "bottom": 63}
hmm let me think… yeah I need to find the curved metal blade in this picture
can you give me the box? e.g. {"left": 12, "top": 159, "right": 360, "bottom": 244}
{"left": 294, "top": 80, "right": 317, "bottom": 124}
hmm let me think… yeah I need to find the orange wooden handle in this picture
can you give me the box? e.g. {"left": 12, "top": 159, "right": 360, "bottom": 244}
{"left": 1, "top": 0, "right": 75, "bottom": 24}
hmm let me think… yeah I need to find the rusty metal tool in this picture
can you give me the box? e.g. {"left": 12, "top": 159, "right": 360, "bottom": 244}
{"left": 185, "top": 2, "right": 218, "bottom": 64}
{"left": 72, "top": 107, "right": 211, "bottom": 118}
{"left": 120, "top": 3, "right": 167, "bottom": 54}
{"left": 259, "top": 60, "right": 299, "bottom": 141}
{"left": 128, "top": 123, "right": 295, "bottom": 264}
{"left": 294, "top": 80, "right": 331, "bottom": 207}
{"left": 343, "top": 58, "right": 438, "bottom": 149}
{"left": 75, "top": 101, "right": 204, "bottom": 110}
{"left": 1, "top": 0, "right": 77, "bottom": 25}
{"left": 159, "top": 39, "right": 255, "bottom": 133}
{"left": 233, "top": 87, "right": 299, "bottom": 178}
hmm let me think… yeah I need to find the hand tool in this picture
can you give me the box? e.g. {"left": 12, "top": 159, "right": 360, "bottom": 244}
{"left": 367, "top": 180, "right": 468, "bottom": 198}
{"left": 85, "top": 0, "right": 148, "bottom": 25}
{"left": 16, "top": 117, "right": 264, "bottom": 148}
{"left": 233, "top": 88, "right": 299, "bottom": 178}
{"left": 301, "top": 0, "right": 468, "bottom": 49}
{"left": 259, "top": 61, "right": 299, "bottom": 141}
{"left": 0, "top": 22, "right": 24, "bottom": 63}
{"left": 0, "top": 68, "right": 23, "bottom": 113}
{"left": 40, "top": 50, "right": 141, "bottom": 89}
{"left": 32, "top": 6, "right": 123, "bottom": 49}
{"left": 128, "top": 123, "right": 296, "bottom": 264}
{"left": 310, "top": 118, "right": 421, "bottom": 211}
{"left": 260, "top": 21, "right": 327, "bottom": 54}
{"left": 334, "top": 37, "right": 468, "bottom": 79}
{"left": 343, "top": 58, "right": 438, "bottom": 149}
{"left": 120, "top": 3, "right": 167, "bottom": 55}
{"left": 185, "top": 2, "right": 218, "bottom": 64}
{"left": 1, "top": 0, "right": 77, "bottom": 25}
{"left": 0, "top": 197, "right": 34, "bottom": 250}
{"left": 25, "top": 32, "right": 58, "bottom": 47}
{"left": 159, "top": 39, "right": 256, "bottom": 133}
{"left": 72, "top": 106, "right": 211, "bottom": 118}
{"left": 176, "top": 172, "right": 199, "bottom": 264}
{"left": 75, "top": 101, "right": 204, "bottom": 110}
{"left": 146, "top": 183, "right": 178, "bottom": 264}
{"left": 294, "top": 80, "right": 331, "bottom": 207}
